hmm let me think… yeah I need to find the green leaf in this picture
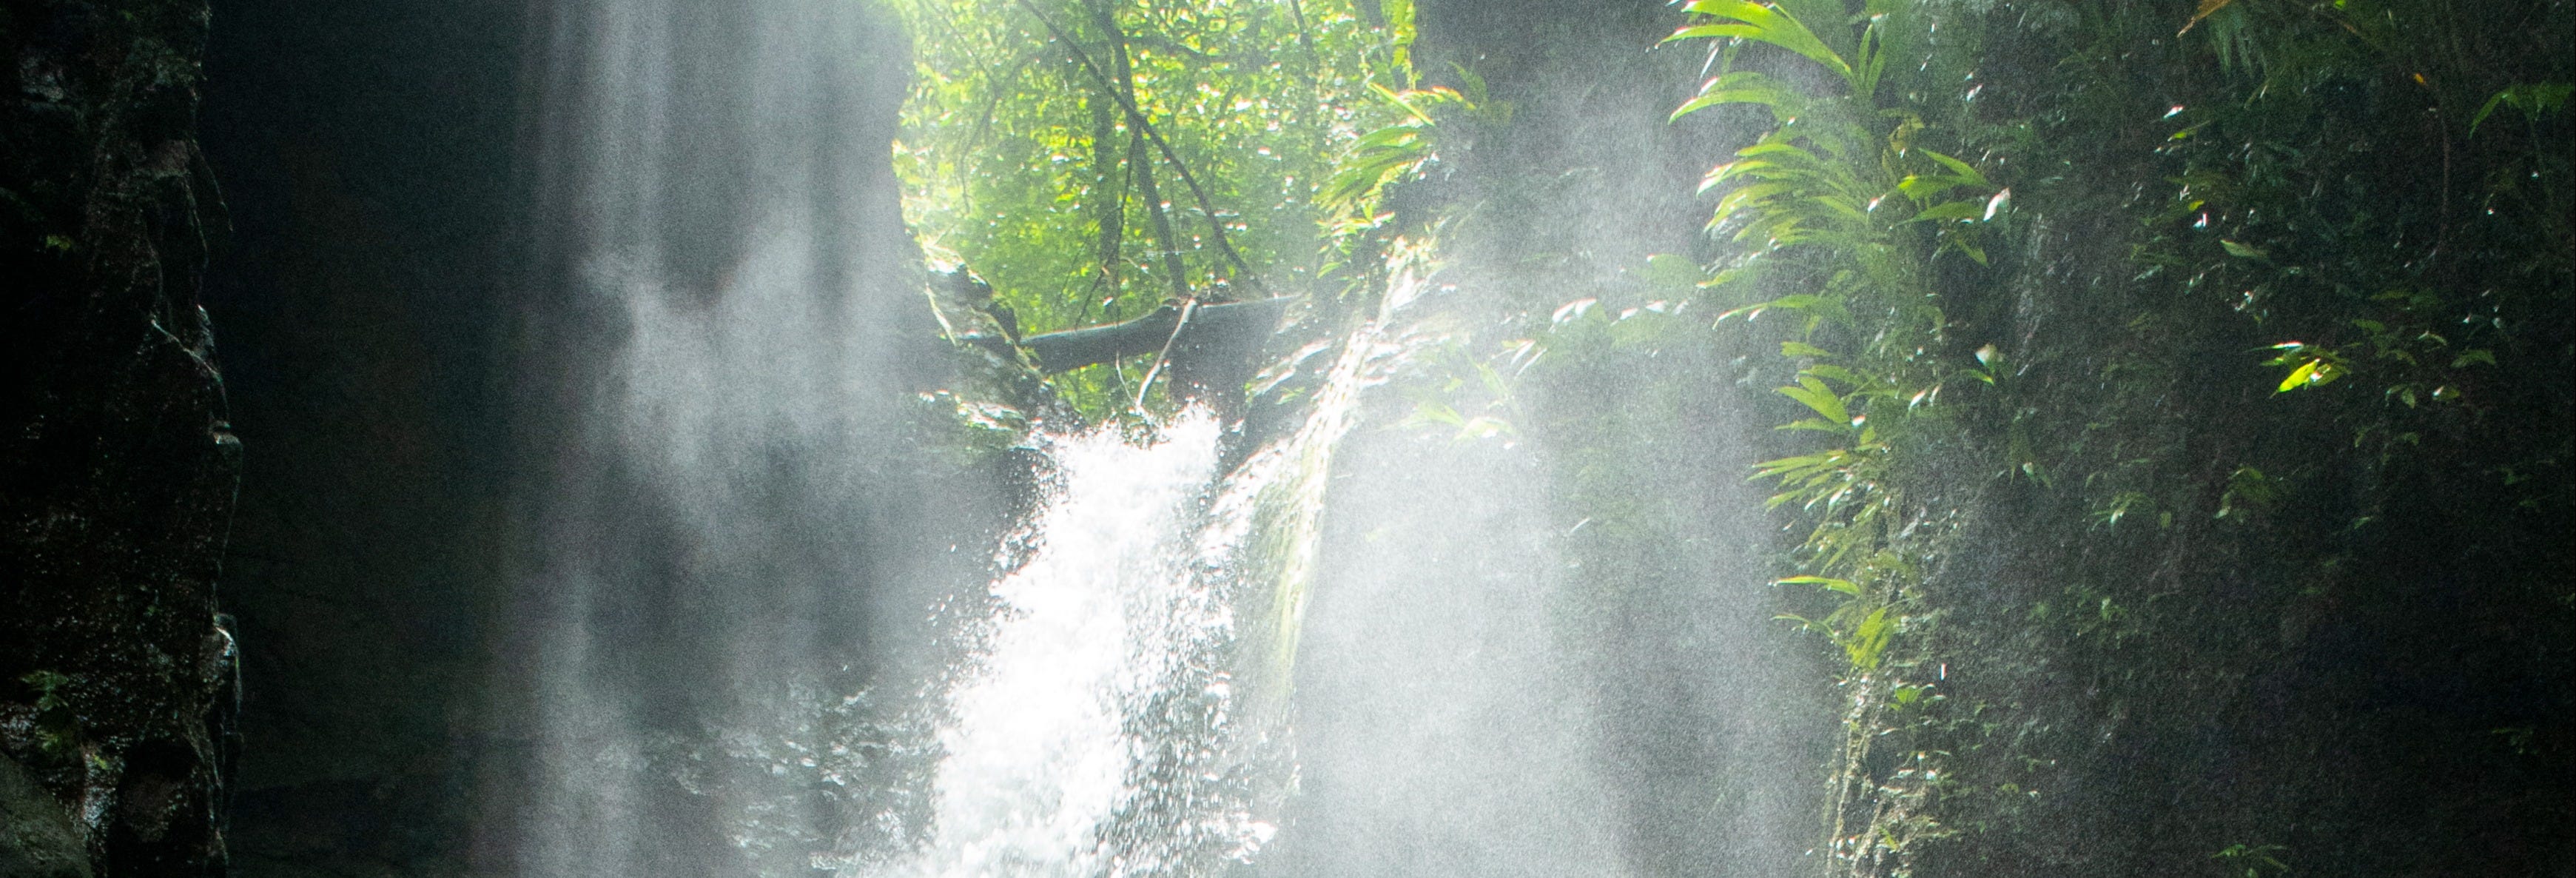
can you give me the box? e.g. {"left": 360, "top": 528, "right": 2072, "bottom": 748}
{"left": 1672, "top": 71, "right": 1807, "bottom": 121}
{"left": 1641, "top": 253, "right": 1706, "bottom": 289}
{"left": 1803, "top": 363, "right": 1867, "bottom": 386}
{"left": 2275, "top": 358, "right": 2347, "bottom": 392}
{"left": 1714, "top": 181, "right": 1795, "bottom": 222}
{"left": 1845, "top": 606, "right": 1893, "bottom": 669}
{"left": 1669, "top": 0, "right": 1852, "bottom": 80}
{"left": 2181, "top": 0, "right": 2235, "bottom": 34}
{"left": 1777, "top": 575, "right": 1861, "bottom": 596}
{"left": 1917, "top": 149, "right": 1991, "bottom": 187}
{"left": 1773, "top": 613, "right": 1825, "bottom": 632}
{"left": 1719, "top": 292, "right": 1852, "bottom": 329}
{"left": 1774, "top": 0, "right": 1857, "bottom": 57}
{"left": 1779, "top": 417, "right": 1851, "bottom": 433}
{"left": 1408, "top": 400, "right": 1465, "bottom": 426}
{"left": 1753, "top": 451, "right": 1843, "bottom": 479}
{"left": 1370, "top": 81, "right": 1438, "bottom": 124}
{"left": 1778, "top": 375, "right": 1852, "bottom": 424}
{"left": 1896, "top": 174, "right": 1964, "bottom": 201}
{"left": 2471, "top": 82, "right": 2573, "bottom": 136}
{"left": 2220, "top": 238, "right": 2268, "bottom": 259}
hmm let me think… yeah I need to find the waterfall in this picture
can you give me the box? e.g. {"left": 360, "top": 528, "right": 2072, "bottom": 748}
{"left": 504, "top": 0, "right": 1348, "bottom": 868}
{"left": 505, "top": 1, "right": 954, "bottom": 874}
{"left": 878, "top": 275, "right": 1415, "bottom": 877}
{"left": 504, "top": 0, "right": 1643, "bottom": 873}
{"left": 891, "top": 414, "right": 1245, "bottom": 878}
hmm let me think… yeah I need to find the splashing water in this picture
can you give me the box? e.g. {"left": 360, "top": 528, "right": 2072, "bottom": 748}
{"left": 878, "top": 265, "right": 1416, "bottom": 877}
{"left": 510, "top": 0, "right": 1439, "bottom": 866}
{"left": 875, "top": 412, "right": 1257, "bottom": 875}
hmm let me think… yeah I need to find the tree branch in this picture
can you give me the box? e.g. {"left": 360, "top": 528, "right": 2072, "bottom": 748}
{"left": 1133, "top": 298, "right": 1198, "bottom": 407}
{"left": 1019, "top": 298, "right": 1294, "bottom": 374}
{"left": 1015, "top": 0, "right": 1266, "bottom": 296}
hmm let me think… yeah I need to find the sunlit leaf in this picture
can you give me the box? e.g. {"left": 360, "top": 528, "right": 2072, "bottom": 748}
{"left": 1669, "top": 0, "right": 1853, "bottom": 80}
{"left": 2220, "top": 239, "right": 2268, "bottom": 259}
{"left": 1778, "top": 575, "right": 1862, "bottom": 595}
{"left": 2274, "top": 358, "right": 2347, "bottom": 392}
{"left": 1778, "top": 375, "right": 1853, "bottom": 424}
{"left": 1804, "top": 363, "right": 1867, "bottom": 386}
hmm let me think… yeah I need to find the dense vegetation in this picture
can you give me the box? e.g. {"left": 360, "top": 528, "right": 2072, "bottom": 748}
{"left": 900, "top": 0, "right": 2571, "bottom": 875}
{"left": 1655, "top": 1, "right": 2571, "bottom": 874}
{"left": 894, "top": 0, "right": 1423, "bottom": 415}
{"left": 7, "top": 0, "right": 2560, "bottom": 874}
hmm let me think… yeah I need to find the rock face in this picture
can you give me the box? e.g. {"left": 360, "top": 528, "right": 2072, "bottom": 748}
{"left": 1, "top": 0, "right": 239, "bottom": 874}
{"left": 1, "top": 754, "right": 92, "bottom": 878}
{"left": 191, "top": 0, "right": 522, "bottom": 869}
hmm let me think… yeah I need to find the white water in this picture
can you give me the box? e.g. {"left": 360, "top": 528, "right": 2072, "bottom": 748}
{"left": 880, "top": 254, "right": 1422, "bottom": 877}
{"left": 510, "top": 0, "right": 1668, "bottom": 870}
{"left": 512, "top": 0, "right": 1342, "bottom": 868}
{"left": 890, "top": 278, "right": 1458, "bottom": 878}
{"left": 892, "top": 415, "right": 1248, "bottom": 877}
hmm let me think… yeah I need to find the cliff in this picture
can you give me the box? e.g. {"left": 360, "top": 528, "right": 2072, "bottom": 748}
{"left": 1, "top": 0, "right": 238, "bottom": 874}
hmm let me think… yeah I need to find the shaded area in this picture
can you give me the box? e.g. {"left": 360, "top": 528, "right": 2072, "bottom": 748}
{"left": 1865, "top": 4, "right": 2576, "bottom": 874}
{"left": 194, "top": 0, "right": 522, "bottom": 871}
{"left": 2, "top": 0, "right": 238, "bottom": 872}
{"left": 1648, "top": 3, "right": 2575, "bottom": 877}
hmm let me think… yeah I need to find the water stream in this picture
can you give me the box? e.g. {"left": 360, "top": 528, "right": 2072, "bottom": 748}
{"left": 507, "top": 1, "right": 1657, "bottom": 873}
{"left": 892, "top": 288, "right": 1405, "bottom": 875}
{"left": 898, "top": 414, "right": 1246, "bottom": 878}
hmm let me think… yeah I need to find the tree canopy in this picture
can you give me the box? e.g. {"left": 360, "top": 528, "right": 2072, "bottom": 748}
{"left": 894, "top": 0, "right": 1438, "bottom": 415}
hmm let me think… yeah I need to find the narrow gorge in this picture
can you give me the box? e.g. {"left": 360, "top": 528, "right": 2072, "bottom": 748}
{"left": 3, "top": 1, "right": 2566, "bottom": 877}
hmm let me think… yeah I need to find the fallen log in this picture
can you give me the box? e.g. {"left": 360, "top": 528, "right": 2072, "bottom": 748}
{"left": 1019, "top": 297, "right": 1293, "bottom": 374}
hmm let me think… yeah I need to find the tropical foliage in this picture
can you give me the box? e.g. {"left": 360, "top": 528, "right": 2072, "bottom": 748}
{"left": 1667, "top": 0, "right": 2571, "bottom": 875}
{"left": 894, "top": 0, "right": 2571, "bottom": 875}
{"left": 893, "top": 0, "right": 1439, "bottom": 416}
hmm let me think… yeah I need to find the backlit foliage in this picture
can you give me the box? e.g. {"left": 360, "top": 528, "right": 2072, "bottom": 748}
{"left": 893, "top": 0, "right": 1423, "bottom": 416}
{"left": 1672, "top": 1, "right": 2570, "bottom": 874}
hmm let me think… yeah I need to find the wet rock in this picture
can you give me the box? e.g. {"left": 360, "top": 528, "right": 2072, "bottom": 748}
{"left": 0, "top": 754, "right": 91, "bottom": 878}
{"left": 1, "top": 0, "right": 237, "bottom": 873}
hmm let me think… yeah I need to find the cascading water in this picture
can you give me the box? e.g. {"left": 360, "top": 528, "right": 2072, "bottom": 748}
{"left": 886, "top": 268, "right": 1415, "bottom": 874}
{"left": 505, "top": 0, "right": 1692, "bottom": 874}
{"left": 505, "top": 0, "right": 955, "bottom": 873}
{"left": 505, "top": 0, "right": 1355, "bottom": 867}
{"left": 894, "top": 414, "right": 1247, "bottom": 878}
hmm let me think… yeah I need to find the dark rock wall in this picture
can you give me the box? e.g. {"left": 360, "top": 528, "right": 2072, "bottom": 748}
{"left": 1, "top": 0, "right": 238, "bottom": 874}
{"left": 192, "top": 0, "right": 521, "bottom": 873}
